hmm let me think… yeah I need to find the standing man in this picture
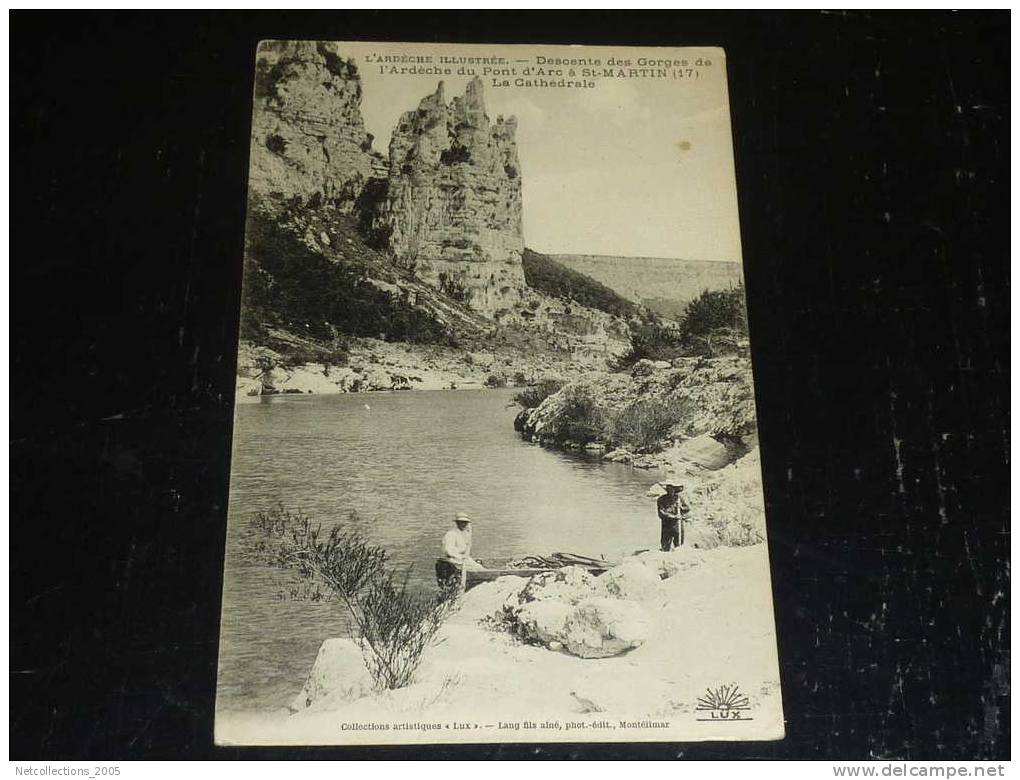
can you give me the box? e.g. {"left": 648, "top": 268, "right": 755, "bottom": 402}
{"left": 436, "top": 512, "right": 483, "bottom": 590}
{"left": 657, "top": 482, "right": 690, "bottom": 551}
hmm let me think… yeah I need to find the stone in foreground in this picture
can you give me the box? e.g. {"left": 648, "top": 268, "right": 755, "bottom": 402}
{"left": 289, "top": 637, "right": 373, "bottom": 712}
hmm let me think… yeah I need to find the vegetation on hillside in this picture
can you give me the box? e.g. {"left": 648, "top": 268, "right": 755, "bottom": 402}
{"left": 615, "top": 284, "right": 748, "bottom": 367}
{"left": 240, "top": 209, "right": 447, "bottom": 346}
{"left": 522, "top": 249, "right": 639, "bottom": 319}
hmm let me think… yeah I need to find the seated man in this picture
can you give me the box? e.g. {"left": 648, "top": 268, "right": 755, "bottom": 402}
{"left": 436, "top": 512, "right": 484, "bottom": 590}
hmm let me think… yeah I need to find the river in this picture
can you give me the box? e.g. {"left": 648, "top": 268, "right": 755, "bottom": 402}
{"left": 216, "top": 388, "right": 663, "bottom": 713}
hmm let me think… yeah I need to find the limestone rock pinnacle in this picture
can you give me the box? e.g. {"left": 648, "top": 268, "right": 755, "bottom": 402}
{"left": 378, "top": 77, "right": 526, "bottom": 315}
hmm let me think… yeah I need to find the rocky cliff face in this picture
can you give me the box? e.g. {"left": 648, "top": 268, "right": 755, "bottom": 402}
{"left": 243, "top": 48, "right": 631, "bottom": 370}
{"left": 249, "top": 41, "right": 378, "bottom": 210}
{"left": 376, "top": 78, "right": 526, "bottom": 315}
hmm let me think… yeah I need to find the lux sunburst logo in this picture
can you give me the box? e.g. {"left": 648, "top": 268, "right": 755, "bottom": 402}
{"left": 695, "top": 684, "right": 753, "bottom": 721}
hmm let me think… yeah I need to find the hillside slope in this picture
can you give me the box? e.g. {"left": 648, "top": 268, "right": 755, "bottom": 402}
{"left": 522, "top": 249, "right": 640, "bottom": 320}
{"left": 237, "top": 202, "right": 636, "bottom": 397}
{"left": 550, "top": 254, "right": 743, "bottom": 320}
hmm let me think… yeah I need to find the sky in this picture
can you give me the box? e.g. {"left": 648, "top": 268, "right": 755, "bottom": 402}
{"left": 338, "top": 42, "right": 742, "bottom": 263}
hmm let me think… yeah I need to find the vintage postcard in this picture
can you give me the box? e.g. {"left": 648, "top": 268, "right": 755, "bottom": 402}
{"left": 216, "top": 40, "right": 784, "bottom": 746}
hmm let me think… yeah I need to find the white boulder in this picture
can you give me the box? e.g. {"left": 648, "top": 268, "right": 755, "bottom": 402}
{"left": 289, "top": 638, "right": 373, "bottom": 712}
{"left": 560, "top": 597, "right": 651, "bottom": 658}
{"left": 514, "top": 599, "right": 574, "bottom": 644}
{"left": 600, "top": 557, "right": 662, "bottom": 601}
{"left": 453, "top": 575, "right": 528, "bottom": 624}
{"left": 509, "top": 566, "right": 603, "bottom": 609}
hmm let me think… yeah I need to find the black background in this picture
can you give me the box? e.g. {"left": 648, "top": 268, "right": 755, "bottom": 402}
{"left": 10, "top": 11, "right": 1010, "bottom": 760}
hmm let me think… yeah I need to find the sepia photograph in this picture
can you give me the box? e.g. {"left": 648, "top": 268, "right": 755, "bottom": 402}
{"left": 214, "top": 40, "right": 783, "bottom": 746}
{"left": 11, "top": 10, "right": 1008, "bottom": 766}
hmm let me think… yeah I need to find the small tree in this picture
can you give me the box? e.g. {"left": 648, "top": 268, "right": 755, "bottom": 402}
{"left": 677, "top": 285, "right": 748, "bottom": 357}
{"left": 244, "top": 506, "right": 453, "bottom": 691}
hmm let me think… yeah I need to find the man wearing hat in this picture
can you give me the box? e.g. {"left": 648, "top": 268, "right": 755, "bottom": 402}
{"left": 435, "top": 512, "right": 483, "bottom": 590}
{"left": 655, "top": 481, "right": 690, "bottom": 551}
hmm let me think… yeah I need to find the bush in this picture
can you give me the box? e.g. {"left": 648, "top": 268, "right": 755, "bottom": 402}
{"left": 484, "top": 373, "right": 507, "bottom": 388}
{"left": 607, "top": 397, "right": 691, "bottom": 452}
{"left": 513, "top": 378, "right": 564, "bottom": 409}
{"left": 678, "top": 284, "right": 748, "bottom": 356}
{"left": 265, "top": 134, "right": 287, "bottom": 155}
{"left": 613, "top": 318, "right": 685, "bottom": 368}
{"left": 547, "top": 385, "right": 604, "bottom": 444}
{"left": 243, "top": 506, "right": 453, "bottom": 691}
{"left": 614, "top": 285, "right": 750, "bottom": 368}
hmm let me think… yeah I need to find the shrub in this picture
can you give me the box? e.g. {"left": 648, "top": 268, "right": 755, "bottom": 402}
{"left": 677, "top": 284, "right": 748, "bottom": 357}
{"left": 513, "top": 378, "right": 564, "bottom": 409}
{"left": 244, "top": 506, "right": 453, "bottom": 691}
{"left": 547, "top": 385, "right": 604, "bottom": 444}
{"left": 613, "top": 318, "right": 685, "bottom": 369}
{"left": 265, "top": 134, "right": 287, "bottom": 155}
{"left": 614, "top": 285, "right": 749, "bottom": 368}
{"left": 607, "top": 397, "right": 692, "bottom": 452}
{"left": 484, "top": 373, "right": 507, "bottom": 388}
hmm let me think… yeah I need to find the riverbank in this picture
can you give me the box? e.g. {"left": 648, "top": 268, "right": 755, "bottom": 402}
{"left": 235, "top": 337, "right": 603, "bottom": 401}
{"left": 514, "top": 356, "right": 757, "bottom": 472}
{"left": 215, "top": 542, "right": 783, "bottom": 746}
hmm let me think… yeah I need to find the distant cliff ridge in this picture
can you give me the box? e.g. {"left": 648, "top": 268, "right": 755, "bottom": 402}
{"left": 249, "top": 41, "right": 379, "bottom": 210}
{"left": 376, "top": 78, "right": 526, "bottom": 315}
{"left": 549, "top": 255, "right": 744, "bottom": 320}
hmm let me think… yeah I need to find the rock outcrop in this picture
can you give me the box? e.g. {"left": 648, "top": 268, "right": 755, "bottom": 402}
{"left": 498, "top": 567, "right": 651, "bottom": 658}
{"left": 249, "top": 41, "right": 377, "bottom": 210}
{"left": 289, "top": 637, "right": 373, "bottom": 712}
{"left": 514, "top": 356, "right": 758, "bottom": 453}
{"left": 376, "top": 78, "right": 526, "bottom": 315}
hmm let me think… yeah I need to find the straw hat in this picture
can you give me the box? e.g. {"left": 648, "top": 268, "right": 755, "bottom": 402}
{"left": 647, "top": 480, "right": 684, "bottom": 497}
{"left": 454, "top": 512, "right": 474, "bottom": 524}
{"left": 646, "top": 483, "right": 668, "bottom": 498}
